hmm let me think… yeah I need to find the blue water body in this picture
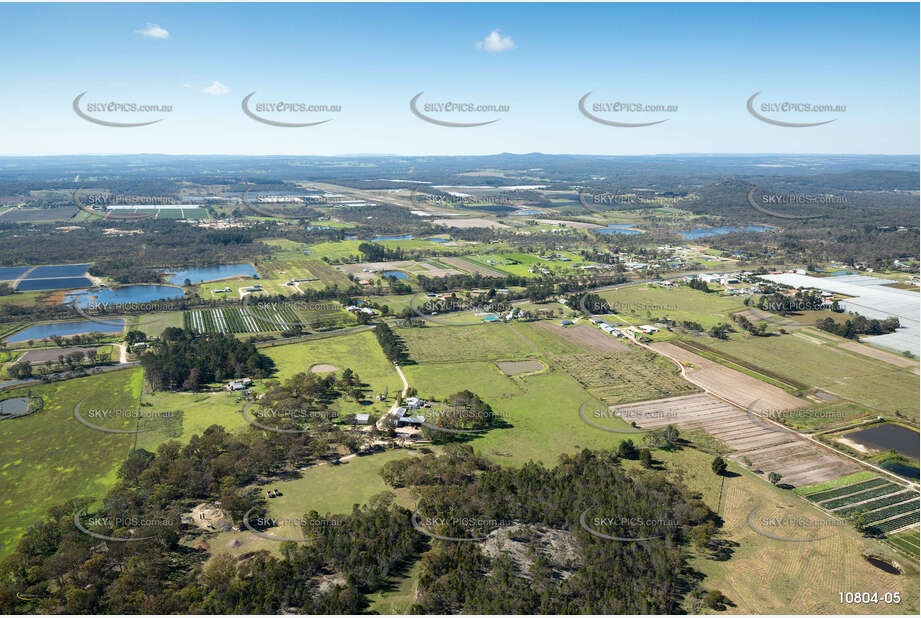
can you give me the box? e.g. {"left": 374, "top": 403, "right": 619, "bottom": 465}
{"left": 64, "top": 285, "right": 185, "bottom": 308}
{"left": 426, "top": 237, "right": 451, "bottom": 243}
{"left": 165, "top": 264, "right": 258, "bottom": 285}
{"left": 0, "top": 397, "right": 30, "bottom": 417}
{"left": 827, "top": 270, "right": 859, "bottom": 276}
{"left": 16, "top": 277, "right": 93, "bottom": 291}
{"left": 345, "top": 235, "right": 358, "bottom": 240}
{"left": 678, "top": 226, "right": 768, "bottom": 239}
{"left": 846, "top": 424, "right": 919, "bottom": 459}
{"left": 6, "top": 319, "right": 126, "bottom": 342}
{"left": 510, "top": 210, "right": 541, "bottom": 216}
{"left": 373, "top": 234, "right": 413, "bottom": 240}
{"left": 25, "top": 264, "right": 90, "bottom": 279}
{"left": 597, "top": 225, "right": 643, "bottom": 235}
{"left": 381, "top": 271, "right": 409, "bottom": 279}
{"left": 0, "top": 267, "right": 29, "bottom": 281}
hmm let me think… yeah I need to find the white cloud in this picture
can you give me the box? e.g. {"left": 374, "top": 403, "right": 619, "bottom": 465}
{"left": 135, "top": 23, "right": 169, "bottom": 39}
{"left": 475, "top": 30, "right": 515, "bottom": 52}
{"left": 202, "top": 81, "right": 229, "bottom": 96}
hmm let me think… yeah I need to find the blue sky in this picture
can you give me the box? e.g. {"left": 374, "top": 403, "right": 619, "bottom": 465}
{"left": 1, "top": 2, "right": 918, "bottom": 155}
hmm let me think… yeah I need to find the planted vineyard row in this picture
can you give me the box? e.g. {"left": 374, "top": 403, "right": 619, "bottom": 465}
{"left": 806, "top": 478, "right": 889, "bottom": 503}
{"left": 819, "top": 483, "right": 902, "bottom": 510}
{"left": 183, "top": 306, "right": 303, "bottom": 334}
{"left": 873, "top": 511, "right": 921, "bottom": 535}
{"left": 864, "top": 500, "right": 920, "bottom": 525}
{"left": 835, "top": 490, "right": 918, "bottom": 516}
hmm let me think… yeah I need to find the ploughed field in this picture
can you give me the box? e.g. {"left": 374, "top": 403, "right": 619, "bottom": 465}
{"left": 610, "top": 393, "right": 861, "bottom": 487}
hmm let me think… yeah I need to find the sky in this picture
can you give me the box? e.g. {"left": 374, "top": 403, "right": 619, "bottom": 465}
{"left": 0, "top": 2, "right": 918, "bottom": 156}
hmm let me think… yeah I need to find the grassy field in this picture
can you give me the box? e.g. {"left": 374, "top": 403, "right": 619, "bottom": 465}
{"left": 133, "top": 389, "right": 251, "bottom": 452}
{"left": 597, "top": 283, "right": 747, "bottom": 328}
{"left": 263, "top": 332, "right": 403, "bottom": 418}
{"left": 0, "top": 368, "right": 143, "bottom": 558}
{"left": 128, "top": 311, "right": 184, "bottom": 337}
{"left": 697, "top": 329, "right": 920, "bottom": 420}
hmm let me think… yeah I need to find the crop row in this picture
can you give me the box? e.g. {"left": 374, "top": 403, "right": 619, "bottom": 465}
{"left": 864, "top": 500, "right": 920, "bottom": 525}
{"left": 819, "top": 483, "right": 901, "bottom": 510}
{"left": 806, "top": 478, "right": 889, "bottom": 503}
{"left": 184, "top": 306, "right": 304, "bottom": 334}
{"left": 873, "top": 511, "right": 921, "bottom": 535}
{"left": 835, "top": 490, "right": 918, "bottom": 516}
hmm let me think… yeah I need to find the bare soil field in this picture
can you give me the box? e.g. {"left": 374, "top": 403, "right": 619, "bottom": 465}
{"left": 838, "top": 340, "right": 919, "bottom": 368}
{"left": 650, "top": 341, "right": 810, "bottom": 413}
{"left": 335, "top": 260, "right": 462, "bottom": 279}
{"left": 309, "top": 364, "right": 338, "bottom": 373}
{"left": 534, "top": 322, "right": 630, "bottom": 353}
{"left": 532, "top": 218, "right": 602, "bottom": 229}
{"left": 439, "top": 256, "right": 506, "bottom": 277}
{"left": 17, "top": 347, "right": 100, "bottom": 363}
{"left": 610, "top": 393, "right": 861, "bottom": 487}
{"left": 433, "top": 217, "right": 508, "bottom": 229}
{"left": 496, "top": 360, "right": 544, "bottom": 375}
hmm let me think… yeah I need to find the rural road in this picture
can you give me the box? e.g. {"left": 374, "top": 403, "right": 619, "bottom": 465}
{"left": 376, "top": 363, "right": 410, "bottom": 430}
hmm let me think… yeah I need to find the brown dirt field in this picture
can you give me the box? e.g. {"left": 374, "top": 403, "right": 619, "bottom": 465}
{"left": 439, "top": 256, "right": 505, "bottom": 277}
{"left": 649, "top": 341, "right": 810, "bottom": 413}
{"left": 837, "top": 340, "right": 919, "bottom": 368}
{"left": 533, "top": 322, "right": 630, "bottom": 353}
{"left": 433, "top": 217, "right": 509, "bottom": 229}
{"left": 336, "top": 260, "right": 462, "bottom": 279}
{"left": 610, "top": 393, "right": 861, "bottom": 487}
{"left": 309, "top": 364, "right": 338, "bottom": 373}
{"left": 496, "top": 360, "right": 545, "bottom": 375}
{"left": 17, "top": 347, "right": 100, "bottom": 363}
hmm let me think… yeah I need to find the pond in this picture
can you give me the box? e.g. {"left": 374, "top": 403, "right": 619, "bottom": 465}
{"left": 0, "top": 266, "right": 30, "bottom": 281}
{"left": 426, "top": 237, "right": 451, "bottom": 243}
{"left": 164, "top": 264, "right": 258, "bottom": 285}
{"left": 845, "top": 423, "right": 919, "bottom": 459}
{"left": 510, "top": 210, "right": 542, "bottom": 216}
{"left": 372, "top": 234, "right": 414, "bottom": 240}
{"left": 5, "top": 319, "right": 126, "bottom": 343}
{"left": 64, "top": 285, "right": 185, "bottom": 308}
{"left": 678, "top": 226, "right": 768, "bottom": 239}
{"left": 0, "top": 397, "right": 30, "bottom": 419}
{"left": 381, "top": 271, "right": 409, "bottom": 280}
{"left": 597, "top": 225, "right": 643, "bottom": 235}
{"left": 15, "top": 277, "right": 94, "bottom": 291}
{"left": 25, "top": 264, "right": 91, "bottom": 278}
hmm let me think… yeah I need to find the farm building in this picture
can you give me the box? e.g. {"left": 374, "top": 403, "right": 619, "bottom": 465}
{"left": 354, "top": 413, "right": 370, "bottom": 425}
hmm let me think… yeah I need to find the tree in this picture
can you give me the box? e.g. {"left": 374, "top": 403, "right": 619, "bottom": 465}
{"left": 617, "top": 439, "right": 638, "bottom": 459}
{"left": 768, "top": 471, "right": 783, "bottom": 486}
{"left": 126, "top": 330, "right": 147, "bottom": 345}
{"left": 711, "top": 456, "right": 727, "bottom": 476}
{"left": 639, "top": 448, "right": 653, "bottom": 468}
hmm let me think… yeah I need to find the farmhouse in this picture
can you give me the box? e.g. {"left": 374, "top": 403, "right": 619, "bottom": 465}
{"left": 354, "top": 413, "right": 370, "bottom": 425}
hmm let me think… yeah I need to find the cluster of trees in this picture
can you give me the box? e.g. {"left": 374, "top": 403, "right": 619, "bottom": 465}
{"left": 140, "top": 328, "right": 273, "bottom": 391}
{"left": 688, "top": 277, "right": 712, "bottom": 293}
{"left": 731, "top": 313, "right": 770, "bottom": 337}
{"left": 258, "top": 369, "right": 367, "bottom": 430}
{"left": 357, "top": 242, "right": 406, "bottom": 262}
{"left": 381, "top": 445, "right": 720, "bottom": 614}
{"left": 708, "top": 322, "right": 734, "bottom": 339}
{"left": 0, "top": 424, "right": 423, "bottom": 614}
{"left": 419, "top": 390, "right": 499, "bottom": 440}
{"left": 373, "top": 323, "right": 407, "bottom": 364}
{"left": 815, "top": 315, "right": 900, "bottom": 340}
{"left": 756, "top": 290, "right": 831, "bottom": 315}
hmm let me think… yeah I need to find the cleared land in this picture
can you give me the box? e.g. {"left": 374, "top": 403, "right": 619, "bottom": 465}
{"left": 534, "top": 322, "right": 630, "bottom": 353}
{"left": 650, "top": 341, "right": 810, "bottom": 413}
{"left": 0, "top": 368, "right": 143, "bottom": 558}
{"left": 613, "top": 393, "right": 861, "bottom": 487}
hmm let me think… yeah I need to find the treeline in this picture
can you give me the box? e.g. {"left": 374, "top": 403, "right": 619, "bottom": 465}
{"left": 0, "top": 425, "right": 423, "bottom": 614}
{"left": 374, "top": 323, "right": 407, "bottom": 364}
{"left": 380, "top": 445, "right": 720, "bottom": 614}
{"left": 816, "top": 315, "right": 900, "bottom": 340}
{"left": 140, "top": 328, "right": 274, "bottom": 391}
{"left": 358, "top": 242, "right": 406, "bottom": 262}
